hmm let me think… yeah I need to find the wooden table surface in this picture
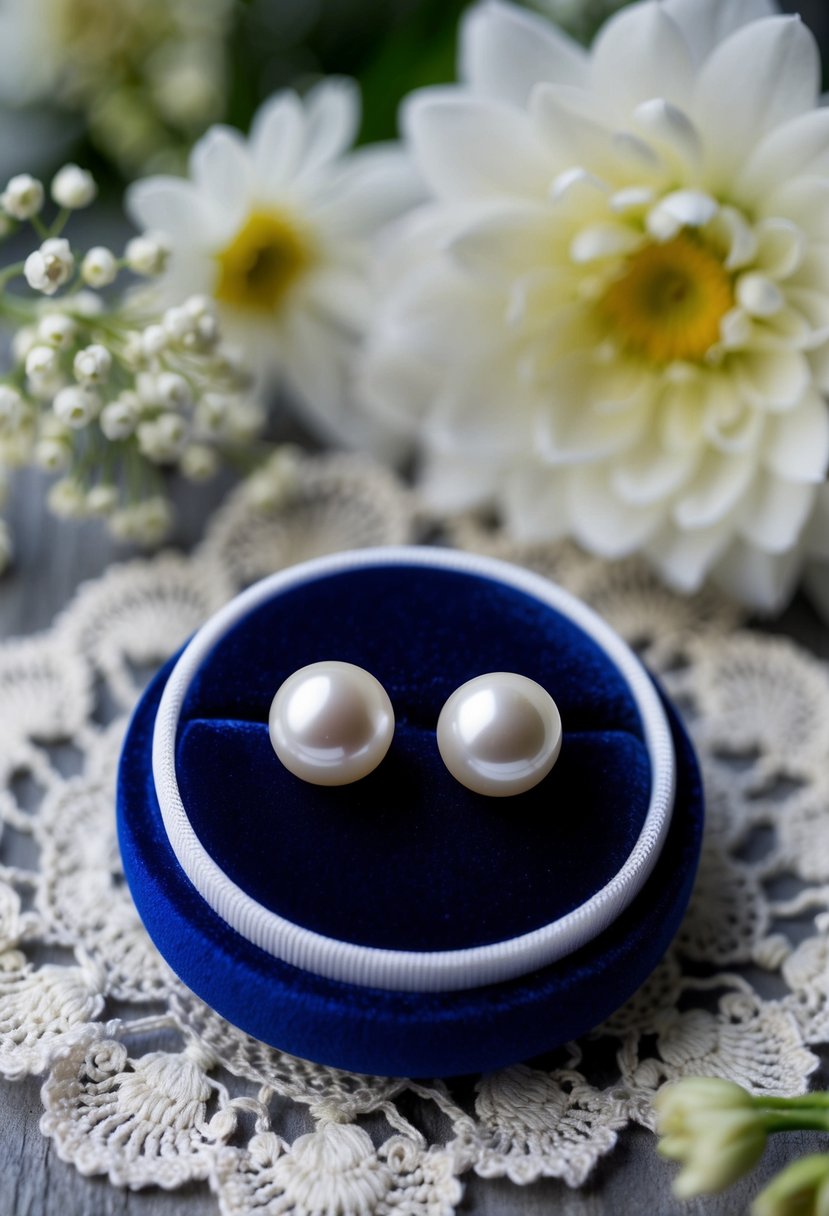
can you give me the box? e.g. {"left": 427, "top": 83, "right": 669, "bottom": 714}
{"left": 0, "top": 467, "right": 828, "bottom": 1216}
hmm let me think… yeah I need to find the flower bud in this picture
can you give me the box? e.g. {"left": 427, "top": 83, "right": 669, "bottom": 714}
{"left": 25, "top": 344, "right": 59, "bottom": 381}
{"left": 54, "top": 386, "right": 101, "bottom": 429}
{"left": 81, "top": 246, "right": 118, "bottom": 288}
{"left": 753, "top": 1153, "right": 829, "bottom": 1216}
{"left": 1, "top": 174, "right": 43, "bottom": 220}
{"left": 48, "top": 478, "right": 88, "bottom": 518}
{"left": 12, "top": 326, "right": 38, "bottom": 362}
{"left": 86, "top": 484, "right": 119, "bottom": 516}
{"left": 655, "top": 1079, "right": 767, "bottom": 1199}
{"left": 51, "top": 164, "right": 97, "bottom": 210}
{"left": 100, "top": 398, "right": 138, "bottom": 441}
{"left": 73, "top": 344, "right": 112, "bottom": 386}
{"left": 34, "top": 436, "right": 72, "bottom": 472}
{"left": 156, "top": 371, "right": 191, "bottom": 409}
{"left": 141, "top": 324, "right": 167, "bottom": 358}
{"left": 38, "top": 313, "right": 77, "bottom": 350}
{"left": 125, "top": 234, "right": 169, "bottom": 276}
{"left": 24, "top": 238, "right": 74, "bottom": 295}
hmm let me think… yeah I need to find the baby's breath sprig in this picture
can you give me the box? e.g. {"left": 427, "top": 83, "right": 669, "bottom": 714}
{"left": 0, "top": 163, "right": 271, "bottom": 569}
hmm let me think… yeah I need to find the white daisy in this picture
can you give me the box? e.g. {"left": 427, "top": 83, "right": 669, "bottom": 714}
{"left": 127, "top": 80, "right": 420, "bottom": 448}
{"left": 362, "top": 0, "right": 829, "bottom": 610}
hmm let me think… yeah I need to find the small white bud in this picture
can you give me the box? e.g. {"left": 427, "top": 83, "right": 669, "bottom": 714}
{"left": 51, "top": 164, "right": 97, "bottom": 210}
{"left": 121, "top": 331, "right": 144, "bottom": 370}
{"left": 25, "top": 344, "right": 59, "bottom": 381}
{"left": 184, "top": 294, "right": 216, "bottom": 321}
{"left": 0, "top": 386, "right": 24, "bottom": 430}
{"left": 100, "top": 397, "right": 138, "bottom": 441}
{"left": 38, "top": 313, "right": 77, "bottom": 350}
{"left": 109, "top": 496, "right": 172, "bottom": 545}
{"left": 137, "top": 412, "right": 186, "bottom": 462}
{"left": 135, "top": 372, "right": 159, "bottom": 406}
{"left": 12, "top": 326, "right": 38, "bottom": 362}
{"left": 125, "top": 234, "right": 169, "bottom": 276}
{"left": 24, "top": 238, "right": 74, "bottom": 295}
{"left": 53, "top": 385, "right": 100, "bottom": 428}
{"left": 162, "top": 306, "right": 192, "bottom": 342}
{"left": 1, "top": 174, "right": 44, "bottom": 220}
{"left": 34, "top": 436, "right": 72, "bottom": 472}
{"left": 81, "top": 246, "right": 117, "bottom": 288}
{"left": 73, "top": 343, "right": 112, "bottom": 385}
{"left": 141, "top": 324, "right": 167, "bottom": 358}
{"left": 48, "top": 478, "right": 88, "bottom": 518}
{"left": 180, "top": 443, "right": 219, "bottom": 482}
{"left": 86, "top": 484, "right": 119, "bottom": 516}
{"left": 156, "top": 371, "right": 191, "bottom": 409}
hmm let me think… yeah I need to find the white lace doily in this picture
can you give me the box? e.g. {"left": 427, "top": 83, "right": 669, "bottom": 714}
{"left": 1, "top": 451, "right": 826, "bottom": 1213}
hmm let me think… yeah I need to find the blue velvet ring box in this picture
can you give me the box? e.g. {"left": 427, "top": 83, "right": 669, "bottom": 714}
{"left": 117, "top": 547, "right": 704, "bottom": 1077}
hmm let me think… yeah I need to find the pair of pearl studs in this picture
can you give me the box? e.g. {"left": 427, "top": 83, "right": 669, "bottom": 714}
{"left": 268, "top": 661, "right": 562, "bottom": 797}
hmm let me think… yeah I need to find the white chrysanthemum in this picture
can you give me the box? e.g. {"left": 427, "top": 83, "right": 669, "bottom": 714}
{"left": 362, "top": 0, "right": 829, "bottom": 610}
{"left": 127, "top": 81, "right": 419, "bottom": 447}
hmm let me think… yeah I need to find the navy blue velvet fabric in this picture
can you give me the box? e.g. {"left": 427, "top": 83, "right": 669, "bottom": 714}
{"left": 117, "top": 564, "right": 705, "bottom": 1077}
{"left": 175, "top": 566, "right": 650, "bottom": 950}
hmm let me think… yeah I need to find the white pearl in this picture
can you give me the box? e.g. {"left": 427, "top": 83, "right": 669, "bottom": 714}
{"left": 437, "top": 673, "right": 562, "bottom": 797}
{"left": 269, "top": 661, "right": 394, "bottom": 786}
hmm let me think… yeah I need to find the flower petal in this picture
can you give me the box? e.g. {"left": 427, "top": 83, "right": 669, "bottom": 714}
{"left": 693, "top": 17, "right": 821, "bottom": 189}
{"left": 649, "top": 520, "right": 734, "bottom": 591}
{"left": 739, "top": 475, "right": 816, "bottom": 553}
{"left": 765, "top": 176, "right": 829, "bottom": 242}
{"left": 568, "top": 465, "right": 663, "bottom": 557}
{"left": 310, "top": 146, "right": 423, "bottom": 239}
{"left": 298, "top": 78, "right": 360, "bottom": 177}
{"left": 763, "top": 392, "right": 829, "bottom": 482}
{"left": 404, "top": 90, "right": 553, "bottom": 201}
{"left": 713, "top": 541, "right": 803, "bottom": 612}
{"left": 611, "top": 438, "right": 698, "bottom": 506}
{"left": 673, "top": 450, "right": 756, "bottom": 530}
{"left": 736, "top": 108, "right": 829, "bottom": 204}
{"left": 419, "top": 449, "right": 501, "bottom": 512}
{"left": 590, "top": 2, "right": 694, "bottom": 114}
{"left": 448, "top": 203, "right": 557, "bottom": 281}
{"left": 249, "top": 90, "right": 305, "bottom": 190}
{"left": 460, "top": 0, "right": 587, "bottom": 106}
{"left": 502, "top": 462, "right": 571, "bottom": 541}
{"left": 189, "top": 126, "right": 252, "bottom": 229}
{"left": 126, "top": 177, "right": 213, "bottom": 245}
{"left": 736, "top": 349, "right": 811, "bottom": 411}
{"left": 663, "top": 0, "right": 776, "bottom": 65}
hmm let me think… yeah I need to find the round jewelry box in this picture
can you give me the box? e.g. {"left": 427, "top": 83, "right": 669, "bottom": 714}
{"left": 118, "top": 547, "right": 704, "bottom": 1077}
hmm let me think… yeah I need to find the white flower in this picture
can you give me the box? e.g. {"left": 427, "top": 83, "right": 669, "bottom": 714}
{"left": 127, "top": 79, "right": 420, "bottom": 446}
{"left": 1, "top": 173, "right": 43, "bottom": 220}
{"left": 25, "top": 344, "right": 59, "bottom": 382}
{"left": 155, "top": 372, "right": 191, "bottom": 408}
{"left": 51, "top": 164, "right": 96, "bottom": 209}
{"left": 100, "top": 398, "right": 138, "bottom": 441}
{"left": 73, "top": 344, "right": 112, "bottom": 386}
{"left": 53, "top": 386, "right": 100, "bottom": 429}
{"left": 34, "top": 436, "right": 72, "bottom": 472}
{"left": 85, "top": 484, "right": 119, "bottom": 516}
{"left": 137, "top": 413, "right": 187, "bottom": 462}
{"left": 362, "top": 0, "right": 829, "bottom": 611}
{"left": 38, "top": 313, "right": 77, "bottom": 350}
{"left": 124, "top": 235, "right": 169, "bottom": 277}
{"left": 24, "top": 238, "right": 74, "bottom": 295}
{"left": 655, "top": 1078, "right": 767, "bottom": 1197}
{"left": 81, "top": 247, "right": 117, "bottom": 288}
{"left": 109, "top": 496, "right": 172, "bottom": 544}
{"left": 47, "top": 478, "right": 88, "bottom": 518}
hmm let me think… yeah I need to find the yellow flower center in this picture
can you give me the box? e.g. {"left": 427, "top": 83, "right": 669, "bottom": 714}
{"left": 214, "top": 211, "right": 314, "bottom": 314}
{"left": 600, "top": 234, "right": 734, "bottom": 363}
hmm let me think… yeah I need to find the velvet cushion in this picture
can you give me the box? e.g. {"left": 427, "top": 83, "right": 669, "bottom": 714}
{"left": 117, "top": 562, "right": 704, "bottom": 1077}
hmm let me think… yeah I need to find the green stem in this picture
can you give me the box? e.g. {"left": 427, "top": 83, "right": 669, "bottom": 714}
{"left": 758, "top": 1095, "right": 829, "bottom": 1111}
{"left": 48, "top": 208, "right": 70, "bottom": 239}
{"left": 764, "top": 1111, "right": 829, "bottom": 1134}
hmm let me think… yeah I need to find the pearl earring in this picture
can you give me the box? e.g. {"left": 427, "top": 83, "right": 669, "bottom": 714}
{"left": 269, "top": 661, "right": 395, "bottom": 786}
{"left": 436, "top": 672, "right": 562, "bottom": 797}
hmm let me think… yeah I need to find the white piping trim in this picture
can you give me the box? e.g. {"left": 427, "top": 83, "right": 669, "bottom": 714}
{"left": 152, "top": 547, "right": 676, "bottom": 993}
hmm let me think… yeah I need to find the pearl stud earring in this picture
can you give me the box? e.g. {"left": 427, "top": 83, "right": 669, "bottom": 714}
{"left": 269, "top": 661, "right": 395, "bottom": 786}
{"left": 436, "top": 672, "right": 562, "bottom": 797}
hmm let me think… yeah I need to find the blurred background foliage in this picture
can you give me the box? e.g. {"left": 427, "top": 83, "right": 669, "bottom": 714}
{"left": 0, "top": 0, "right": 826, "bottom": 196}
